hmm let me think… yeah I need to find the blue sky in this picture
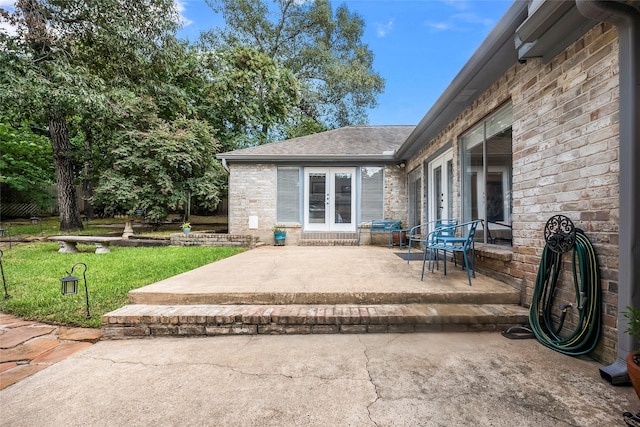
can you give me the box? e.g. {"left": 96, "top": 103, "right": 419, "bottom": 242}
{"left": 177, "top": 0, "right": 514, "bottom": 126}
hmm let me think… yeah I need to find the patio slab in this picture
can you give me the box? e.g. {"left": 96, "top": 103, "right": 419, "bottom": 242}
{"left": 128, "top": 245, "right": 520, "bottom": 305}
{"left": 0, "top": 333, "right": 636, "bottom": 426}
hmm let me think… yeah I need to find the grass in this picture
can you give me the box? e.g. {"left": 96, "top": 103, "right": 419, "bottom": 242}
{"left": 2, "top": 215, "right": 228, "bottom": 238}
{"left": 0, "top": 242, "right": 245, "bottom": 328}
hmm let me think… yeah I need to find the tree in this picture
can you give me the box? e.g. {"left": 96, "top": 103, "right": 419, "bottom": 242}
{"left": 199, "top": 45, "right": 299, "bottom": 151}
{"left": 201, "top": 0, "right": 385, "bottom": 136}
{"left": 0, "top": 121, "right": 55, "bottom": 208}
{"left": 91, "top": 116, "right": 223, "bottom": 225}
{"left": 0, "top": 0, "right": 181, "bottom": 230}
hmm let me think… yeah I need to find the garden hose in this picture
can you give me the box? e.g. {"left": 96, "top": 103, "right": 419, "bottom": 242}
{"left": 529, "top": 216, "right": 602, "bottom": 356}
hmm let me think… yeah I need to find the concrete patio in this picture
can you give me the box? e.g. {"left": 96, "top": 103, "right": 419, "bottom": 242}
{"left": 103, "top": 245, "right": 528, "bottom": 338}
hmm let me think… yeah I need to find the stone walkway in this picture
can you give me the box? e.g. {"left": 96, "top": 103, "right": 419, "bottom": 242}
{"left": 0, "top": 313, "right": 102, "bottom": 390}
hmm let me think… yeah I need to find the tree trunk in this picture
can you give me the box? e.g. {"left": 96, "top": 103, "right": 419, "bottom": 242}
{"left": 49, "top": 113, "right": 83, "bottom": 231}
{"left": 82, "top": 128, "right": 95, "bottom": 220}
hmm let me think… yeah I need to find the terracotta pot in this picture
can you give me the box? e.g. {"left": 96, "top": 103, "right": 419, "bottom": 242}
{"left": 627, "top": 352, "right": 640, "bottom": 400}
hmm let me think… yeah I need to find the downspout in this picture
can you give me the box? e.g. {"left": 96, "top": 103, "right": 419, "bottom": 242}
{"left": 221, "top": 158, "right": 230, "bottom": 173}
{"left": 576, "top": 0, "right": 640, "bottom": 384}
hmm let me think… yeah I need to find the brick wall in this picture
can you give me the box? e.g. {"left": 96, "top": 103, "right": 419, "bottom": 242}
{"left": 228, "top": 163, "right": 278, "bottom": 244}
{"left": 408, "top": 23, "right": 620, "bottom": 363}
{"left": 512, "top": 23, "right": 620, "bottom": 362}
{"left": 228, "top": 164, "right": 406, "bottom": 245}
{"left": 384, "top": 165, "right": 408, "bottom": 226}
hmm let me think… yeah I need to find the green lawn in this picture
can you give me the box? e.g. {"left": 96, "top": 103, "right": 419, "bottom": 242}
{"left": 0, "top": 242, "right": 245, "bottom": 328}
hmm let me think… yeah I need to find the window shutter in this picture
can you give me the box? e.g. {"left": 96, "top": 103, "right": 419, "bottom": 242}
{"left": 277, "top": 167, "right": 300, "bottom": 222}
{"left": 360, "top": 167, "right": 384, "bottom": 221}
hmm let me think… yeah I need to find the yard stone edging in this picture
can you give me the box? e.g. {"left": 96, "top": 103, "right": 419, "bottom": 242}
{"left": 170, "top": 232, "right": 258, "bottom": 248}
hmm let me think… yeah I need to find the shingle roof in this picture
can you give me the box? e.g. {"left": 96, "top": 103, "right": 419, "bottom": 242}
{"left": 217, "top": 126, "right": 415, "bottom": 162}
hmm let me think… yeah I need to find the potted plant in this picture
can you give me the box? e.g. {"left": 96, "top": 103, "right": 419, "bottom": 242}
{"left": 273, "top": 226, "right": 286, "bottom": 246}
{"left": 181, "top": 222, "right": 191, "bottom": 234}
{"left": 625, "top": 306, "right": 640, "bottom": 399}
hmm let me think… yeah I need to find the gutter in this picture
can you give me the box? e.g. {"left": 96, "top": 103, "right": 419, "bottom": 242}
{"left": 216, "top": 154, "right": 397, "bottom": 163}
{"left": 576, "top": 0, "right": 640, "bottom": 385}
{"left": 395, "top": 1, "right": 528, "bottom": 161}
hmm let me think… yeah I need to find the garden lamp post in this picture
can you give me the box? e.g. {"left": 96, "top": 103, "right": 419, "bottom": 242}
{"left": 59, "top": 262, "right": 91, "bottom": 319}
{"left": 0, "top": 249, "right": 8, "bottom": 299}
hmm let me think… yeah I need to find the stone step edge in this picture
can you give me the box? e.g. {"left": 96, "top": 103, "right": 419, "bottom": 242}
{"left": 298, "top": 239, "right": 358, "bottom": 246}
{"left": 102, "top": 303, "right": 529, "bottom": 339}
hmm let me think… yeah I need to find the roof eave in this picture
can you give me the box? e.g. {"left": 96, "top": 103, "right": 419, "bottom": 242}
{"left": 395, "top": 1, "right": 529, "bottom": 160}
{"left": 216, "top": 154, "right": 397, "bottom": 163}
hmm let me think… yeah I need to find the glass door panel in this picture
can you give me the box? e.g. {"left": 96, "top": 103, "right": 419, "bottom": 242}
{"left": 428, "top": 150, "right": 453, "bottom": 230}
{"left": 433, "top": 165, "right": 442, "bottom": 220}
{"left": 333, "top": 173, "right": 352, "bottom": 224}
{"left": 308, "top": 173, "right": 326, "bottom": 224}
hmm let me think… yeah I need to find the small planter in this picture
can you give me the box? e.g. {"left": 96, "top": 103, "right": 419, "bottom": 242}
{"left": 182, "top": 222, "right": 191, "bottom": 235}
{"left": 274, "top": 231, "right": 286, "bottom": 246}
{"left": 628, "top": 352, "right": 640, "bottom": 400}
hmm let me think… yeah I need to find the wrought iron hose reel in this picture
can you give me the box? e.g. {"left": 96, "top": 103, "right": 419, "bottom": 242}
{"left": 544, "top": 215, "right": 576, "bottom": 254}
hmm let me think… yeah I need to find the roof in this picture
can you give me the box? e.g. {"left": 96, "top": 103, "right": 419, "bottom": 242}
{"left": 217, "top": 126, "right": 416, "bottom": 163}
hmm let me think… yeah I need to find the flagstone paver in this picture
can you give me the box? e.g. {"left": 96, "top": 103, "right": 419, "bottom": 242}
{"left": 0, "top": 313, "right": 101, "bottom": 390}
{"left": 0, "top": 338, "right": 60, "bottom": 363}
{"left": 31, "top": 342, "right": 93, "bottom": 364}
{"left": 57, "top": 326, "right": 103, "bottom": 343}
{"left": 0, "top": 364, "right": 49, "bottom": 390}
{"left": 0, "top": 326, "right": 56, "bottom": 349}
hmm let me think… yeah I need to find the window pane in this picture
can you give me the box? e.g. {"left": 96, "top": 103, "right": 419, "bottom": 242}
{"left": 486, "top": 104, "right": 513, "bottom": 139}
{"left": 277, "top": 167, "right": 300, "bottom": 222}
{"left": 462, "top": 134, "right": 484, "bottom": 223}
{"left": 360, "top": 167, "right": 383, "bottom": 222}
{"left": 460, "top": 103, "right": 513, "bottom": 245}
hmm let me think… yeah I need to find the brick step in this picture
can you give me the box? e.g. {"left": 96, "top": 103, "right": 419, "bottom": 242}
{"left": 102, "top": 303, "right": 529, "bottom": 339}
{"left": 298, "top": 239, "right": 359, "bottom": 246}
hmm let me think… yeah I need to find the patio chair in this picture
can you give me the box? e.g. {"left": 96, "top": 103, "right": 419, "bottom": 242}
{"left": 406, "top": 219, "right": 457, "bottom": 265}
{"left": 422, "top": 219, "right": 483, "bottom": 286}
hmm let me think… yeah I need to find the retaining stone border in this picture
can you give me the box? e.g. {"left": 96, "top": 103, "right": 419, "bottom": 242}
{"left": 170, "top": 232, "right": 258, "bottom": 248}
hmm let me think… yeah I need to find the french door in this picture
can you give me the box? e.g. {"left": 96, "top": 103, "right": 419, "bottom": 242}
{"left": 427, "top": 150, "right": 454, "bottom": 225}
{"left": 304, "top": 167, "right": 355, "bottom": 231}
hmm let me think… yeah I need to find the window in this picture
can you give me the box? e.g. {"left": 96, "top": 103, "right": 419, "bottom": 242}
{"left": 360, "top": 167, "right": 384, "bottom": 222}
{"left": 277, "top": 167, "right": 301, "bottom": 222}
{"left": 461, "top": 103, "right": 513, "bottom": 245}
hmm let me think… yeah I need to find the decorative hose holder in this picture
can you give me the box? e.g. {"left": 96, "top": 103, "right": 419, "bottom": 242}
{"left": 529, "top": 215, "right": 602, "bottom": 356}
{"left": 544, "top": 215, "right": 576, "bottom": 254}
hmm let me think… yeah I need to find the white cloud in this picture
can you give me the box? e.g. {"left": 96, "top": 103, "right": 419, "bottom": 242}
{"left": 441, "top": 0, "right": 471, "bottom": 11}
{"left": 376, "top": 19, "right": 394, "bottom": 38}
{"left": 425, "top": 21, "right": 452, "bottom": 32}
{"left": 174, "top": 0, "right": 193, "bottom": 28}
{"left": 0, "top": 1, "right": 16, "bottom": 37}
{"left": 424, "top": 7, "right": 496, "bottom": 33}
{"left": 452, "top": 12, "right": 494, "bottom": 28}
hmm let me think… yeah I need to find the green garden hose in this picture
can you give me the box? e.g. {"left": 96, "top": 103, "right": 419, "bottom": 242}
{"left": 529, "top": 227, "right": 602, "bottom": 356}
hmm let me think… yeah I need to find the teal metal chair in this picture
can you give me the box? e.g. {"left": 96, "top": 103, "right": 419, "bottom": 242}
{"left": 406, "top": 219, "right": 457, "bottom": 264}
{"left": 422, "top": 219, "right": 482, "bottom": 286}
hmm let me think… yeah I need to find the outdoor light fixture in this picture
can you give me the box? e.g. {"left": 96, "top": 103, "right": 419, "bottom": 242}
{"left": 30, "top": 216, "right": 40, "bottom": 224}
{"left": 59, "top": 262, "right": 91, "bottom": 319}
{"left": 0, "top": 249, "right": 8, "bottom": 299}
